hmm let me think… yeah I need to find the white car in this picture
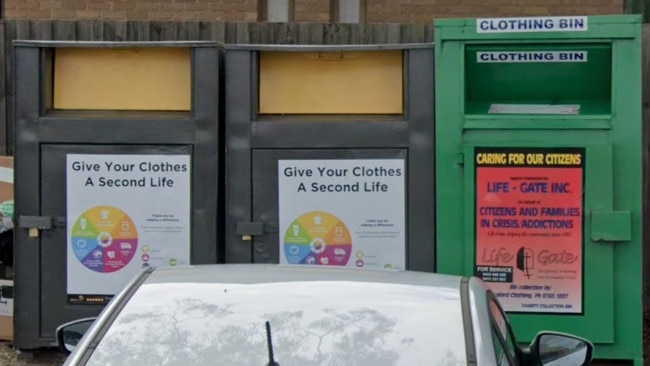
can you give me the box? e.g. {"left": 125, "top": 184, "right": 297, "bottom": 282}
{"left": 56, "top": 264, "right": 593, "bottom": 366}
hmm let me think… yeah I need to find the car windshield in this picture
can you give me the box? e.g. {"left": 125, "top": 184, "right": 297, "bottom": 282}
{"left": 84, "top": 280, "right": 467, "bottom": 366}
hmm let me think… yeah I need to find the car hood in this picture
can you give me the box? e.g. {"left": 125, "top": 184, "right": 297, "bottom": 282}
{"left": 82, "top": 276, "right": 468, "bottom": 366}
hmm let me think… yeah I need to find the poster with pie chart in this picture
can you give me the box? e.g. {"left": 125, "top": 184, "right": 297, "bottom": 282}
{"left": 283, "top": 211, "right": 352, "bottom": 266}
{"left": 70, "top": 205, "right": 138, "bottom": 274}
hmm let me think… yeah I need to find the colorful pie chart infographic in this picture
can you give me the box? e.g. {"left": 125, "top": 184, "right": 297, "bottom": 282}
{"left": 284, "top": 211, "right": 352, "bottom": 266}
{"left": 70, "top": 205, "right": 138, "bottom": 273}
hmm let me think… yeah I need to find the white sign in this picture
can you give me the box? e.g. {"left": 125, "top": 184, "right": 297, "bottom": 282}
{"left": 477, "top": 51, "right": 587, "bottom": 63}
{"left": 278, "top": 159, "right": 405, "bottom": 271}
{"left": 488, "top": 104, "right": 580, "bottom": 115}
{"left": 477, "top": 16, "right": 588, "bottom": 33}
{"left": 66, "top": 154, "right": 191, "bottom": 301}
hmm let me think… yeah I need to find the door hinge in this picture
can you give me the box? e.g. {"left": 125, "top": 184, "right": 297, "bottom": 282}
{"left": 236, "top": 222, "right": 264, "bottom": 241}
{"left": 19, "top": 215, "right": 53, "bottom": 230}
{"left": 457, "top": 152, "right": 464, "bottom": 166}
{"left": 591, "top": 210, "right": 631, "bottom": 242}
{"left": 18, "top": 215, "right": 66, "bottom": 237}
{"left": 236, "top": 221, "right": 279, "bottom": 241}
{"left": 18, "top": 215, "right": 66, "bottom": 229}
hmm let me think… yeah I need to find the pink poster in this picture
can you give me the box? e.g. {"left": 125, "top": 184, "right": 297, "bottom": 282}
{"left": 475, "top": 148, "right": 584, "bottom": 314}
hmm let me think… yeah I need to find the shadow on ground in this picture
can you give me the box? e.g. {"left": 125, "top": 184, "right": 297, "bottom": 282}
{"left": 0, "top": 341, "right": 66, "bottom": 366}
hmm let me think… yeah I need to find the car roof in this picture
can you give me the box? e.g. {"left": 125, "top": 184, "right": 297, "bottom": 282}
{"left": 144, "top": 263, "right": 464, "bottom": 291}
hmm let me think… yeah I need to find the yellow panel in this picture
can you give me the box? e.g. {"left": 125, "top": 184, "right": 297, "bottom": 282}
{"left": 54, "top": 48, "right": 191, "bottom": 111}
{"left": 259, "top": 51, "right": 403, "bottom": 115}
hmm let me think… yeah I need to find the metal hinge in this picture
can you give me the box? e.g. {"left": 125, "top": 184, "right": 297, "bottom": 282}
{"left": 18, "top": 215, "right": 66, "bottom": 237}
{"left": 457, "top": 152, "right": 465, "bottom": 166}
{"left": 236, "top": 221, "right": 279, "bottom": 241}
{"left": 18, "top": 215, "right": 66, "bottom": 229}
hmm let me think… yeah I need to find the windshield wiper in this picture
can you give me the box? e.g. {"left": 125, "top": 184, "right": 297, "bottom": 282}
{"left": 265, "top": 321, "right": 280, "bottom": 366}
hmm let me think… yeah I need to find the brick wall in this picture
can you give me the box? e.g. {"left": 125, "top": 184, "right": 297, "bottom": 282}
{"left": 366, "top": 0, "right": 625, "bottom": 23}
{"left": 294, "top": 0, "right": 329, "bottom": 22}
{"left": 4, "top": 0, "right": 624, "bottom": 22}
{"left": 4, "top": 0, "right": 259, "bottom": 21}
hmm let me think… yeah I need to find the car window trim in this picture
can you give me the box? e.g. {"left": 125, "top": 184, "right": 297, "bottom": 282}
{"left": 460, "top": 277, "right": 477, "bottom": 366}
{"left": 486, "top": 291, "right": 519, "bottom": 365}
{"left": 490, "top": 322, "right": 510, "bottom": 365}
{"left": 75, "top": 266, "right": 155, "bottom": 365}
{"left": 490, "top": 319, "right": 515, "bottom": 365}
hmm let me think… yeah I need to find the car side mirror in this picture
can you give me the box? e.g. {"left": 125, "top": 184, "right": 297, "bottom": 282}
{"left": 56, "top": 318, "right": 96, "bottom": 354}
{"left": 532, "top": 331, "right": 593, "bottom": 366}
